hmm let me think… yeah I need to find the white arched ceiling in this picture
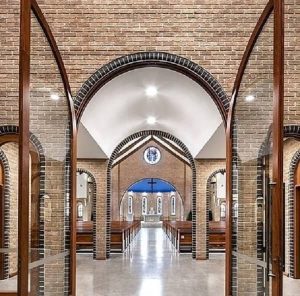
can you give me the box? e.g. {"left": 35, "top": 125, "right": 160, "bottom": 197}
{"left": 79, "top": 67, "right": 225, "bottom": 159}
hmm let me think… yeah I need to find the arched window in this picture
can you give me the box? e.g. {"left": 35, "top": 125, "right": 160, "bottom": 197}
{"left": 233, "top": 202, "right": 238, "bottom": 218}
{"left": 77, "top": 202, "right": 83, "bottom": 219}
{"left": 128, "top": 195, "right": 133, "bottom": 214}
{"left": 142, "top": 196, "right": 147, "bottom": 215}
{"left": 171, "top": 194, "right": 176, "bottom": 216}
{"left": 220, "top": 202, "right": 226, "bottom": 220}
{"left": 157, "top": 195, "right": 162, "bottom": 215}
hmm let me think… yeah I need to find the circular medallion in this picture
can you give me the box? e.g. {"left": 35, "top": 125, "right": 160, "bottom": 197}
{"left": 144, "top": 146, "right": 161, "bottom": 165}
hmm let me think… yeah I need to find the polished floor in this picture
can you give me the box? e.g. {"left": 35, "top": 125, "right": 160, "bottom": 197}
{"left": 77, "top": 227, "right": 300, "bottom": 296}
{"left": 77, "top": 227, "right": 225, "bottom": 296}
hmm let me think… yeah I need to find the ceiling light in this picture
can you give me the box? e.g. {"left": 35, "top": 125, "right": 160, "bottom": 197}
{"left": 245, "top": 95, "right": 255, "bottom": 102}
{"left": 145, "top": 86, "right": 158, "bottom": 97}
{"left": 51, "top": 93, "right": 60, "bottom": 101}
{"left": 147, "top": 116, "right": 156, "bottom": 125}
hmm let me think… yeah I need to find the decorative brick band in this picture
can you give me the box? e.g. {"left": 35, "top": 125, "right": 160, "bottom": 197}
{"left": 0, "top": 148, "right": 10, "bottom": 279}
{"left": 74, "top": 51, "right": 229, "bottom": 125}
{"left": 0, "top": 125, "right": 46, "bottom": 295}
{"left": 77, "top": 168, "right": 97, "bottom": 259}
{"left": 206, "top": 168, "right": 226, "bottom": 258}
{"left": 106, "top": 130, "right": 196, "bottom": 258}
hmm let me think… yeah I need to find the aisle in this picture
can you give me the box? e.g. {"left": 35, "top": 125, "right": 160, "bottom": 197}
{"left": 76, "top": 228, "right": 225, "bottom": 296}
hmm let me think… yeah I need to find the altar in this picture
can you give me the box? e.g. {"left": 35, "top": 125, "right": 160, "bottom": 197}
{"left": 143, "top": 214, "right": 161, "bottom": 222}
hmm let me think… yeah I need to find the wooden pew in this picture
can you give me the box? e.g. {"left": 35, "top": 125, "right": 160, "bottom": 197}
{"left": 76, "top": 221, "right": 93, "bottom": 250}
{"left": 208, "top": 221, "right": 226, "bottom": 249}
{"left": 163, "top": 221, "right": 192, "bottom": 252}
{"left": 110, "top": 221, "right": 141, "bottom": 252}
{"left": 76, "top": 220, "right": 141, "bottom": 253}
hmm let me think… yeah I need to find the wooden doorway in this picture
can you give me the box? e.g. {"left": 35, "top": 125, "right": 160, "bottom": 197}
{"left": 294, "top": 160, "right": 300, "bottom": 278}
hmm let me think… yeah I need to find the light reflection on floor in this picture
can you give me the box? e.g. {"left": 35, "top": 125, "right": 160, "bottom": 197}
{"left": 77, "top": 227, "right": 225, "bottom": 296}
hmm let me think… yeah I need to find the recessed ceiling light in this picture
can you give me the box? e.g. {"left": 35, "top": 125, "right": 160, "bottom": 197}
{"left": 245, "top": 95, "right": 255, "bottom": 102}
{"left": 51, "top": 93, "right": 60, "bottom": 101}
{"left": 147, "top": 116, "right": 156, "bottom": 125}
{"left": 145, "top": 86, "right": 158, "bottom": 97}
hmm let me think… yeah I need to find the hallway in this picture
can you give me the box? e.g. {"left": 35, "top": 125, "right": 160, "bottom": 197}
{"left": 76, "top": 227, "right": 225, "bottom": 296}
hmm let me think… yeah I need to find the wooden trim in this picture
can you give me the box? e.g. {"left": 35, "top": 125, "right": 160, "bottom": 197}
{"left": 151, "top": 138, "right": 191, "bottom": 167}
{"left": 272, "top": 0, "right": 284, "bottom": 295}
{"left": 30, "top": 1, "right": 77, "bottom": 294}
{"left": 112, "top": 137, "right": 153, "bottom": 168}
{"left": 227, "top": 0, "right": 274, "bottom": 134}
{"left": 77, "top": 158, "right": 108, "bottom": 162}
{"left": 0, "top": 293, "right": 18, "bottom": 296}
{"left": 155, "top": 136, "right": 187, "bottom": 159}
{"left": 18, "top": 0, "right": 31, "bottom": 295}
{"left": 225, "top": 2, "right": 274, "bottom": 295}
{"left": 117, "top": 135, "right": 148, "bottom": 158}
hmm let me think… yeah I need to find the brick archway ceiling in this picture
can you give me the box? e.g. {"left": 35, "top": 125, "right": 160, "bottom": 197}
{"left": 79, "top": 67, "right": 225, "bottom": 158}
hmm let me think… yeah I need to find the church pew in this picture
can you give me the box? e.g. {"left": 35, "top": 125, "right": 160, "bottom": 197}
{"left": 110, "top": 221, "right": 141, "bottom": 252}
{"left": 76, "top": 220, "right": 141, "bottom": 252}
{"left": 76, "top": 221, "right": 93, "bottom": 249}
{"left": 163, "top": 221, "right": 192, "bottom": 252}
{"left": 208, "top": 221, "right": 226, "bottom": 249}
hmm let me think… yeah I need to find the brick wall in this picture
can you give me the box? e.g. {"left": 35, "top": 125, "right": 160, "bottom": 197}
{"left": 195, "top": 159, "right": 226, "bottom": 260}
{"left": 283, "top": 138, "right": 300, "bottom": 276}
{"left": 77, "top": 159, "right": 108, "bottom": 259}
{"left": 111, "top": 140, "right": 192, "bottom": 221}
{"left": 0, "top": 142, "right": 18, "bottom": 276}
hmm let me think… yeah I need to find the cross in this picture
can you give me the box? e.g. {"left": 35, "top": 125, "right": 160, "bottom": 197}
{"left": 147, "top": 178, "right": 157, "bottom": 193}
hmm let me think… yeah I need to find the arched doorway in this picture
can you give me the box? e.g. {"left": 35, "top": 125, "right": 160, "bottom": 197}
{"left": 76, "top": 55, "right": 229, "bottom": 261}
{"left": 119, "top": 178, "right": 185, "bottom": 222}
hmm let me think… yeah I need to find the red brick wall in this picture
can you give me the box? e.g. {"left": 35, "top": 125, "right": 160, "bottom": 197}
{"left": 111, "top": 140, "right": 192, "bottom": 220}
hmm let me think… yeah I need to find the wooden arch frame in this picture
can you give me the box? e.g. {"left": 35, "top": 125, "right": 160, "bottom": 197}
{"left": 0, "top": 126, "right": 46, "bottom": 296}
{"left": 226, "top": 0, "right": 284, "bottom": 295}
{"left": 18, "top": 0, "right": 77, "bottom": 295}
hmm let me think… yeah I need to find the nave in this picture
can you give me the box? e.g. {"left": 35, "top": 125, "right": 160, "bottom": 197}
{"left": 77, "top": 228, "right": 225, "bottom": 296}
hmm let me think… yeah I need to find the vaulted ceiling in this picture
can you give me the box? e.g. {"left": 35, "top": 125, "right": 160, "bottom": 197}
{"left": 78, "top": 67, "right": 225, "bottom": 159}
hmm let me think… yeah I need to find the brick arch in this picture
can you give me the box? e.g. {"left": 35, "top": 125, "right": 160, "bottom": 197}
{"left": 0, "top": 148, "right": 10, "bottom": 279}
{"left": 0, "top": 125, "right": 46, "bottom": 294}
{"left": 76, "top": 168, "right": 97, "bottom": 259}
{"left": 106, "top": 130, "right": 196, "bottom": 258}
{"left": 289, "top": 149, "right": 300, "bottom": 278}
{"left": 119, "top": 178, "right": 185, "bottom": 220}
{"left": 206, "top": 168, "right": 226, "bottom": 258}
{"left": 255, "top": 125, "right": 300, "bottom": 279}
{"left": 74, "top": 51, "right": 230, "bottom": 125}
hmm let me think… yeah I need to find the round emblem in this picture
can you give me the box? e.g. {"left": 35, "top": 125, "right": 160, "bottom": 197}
{"left": 144, "top": 147, "right": 161, "bottom": 165}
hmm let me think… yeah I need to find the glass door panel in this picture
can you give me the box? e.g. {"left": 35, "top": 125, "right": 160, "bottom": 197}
{"left": 231, "top": 12, "right": 274, "bottom": 295}
{"left": 29, "top": 12, "right": 72, "bottom": 296}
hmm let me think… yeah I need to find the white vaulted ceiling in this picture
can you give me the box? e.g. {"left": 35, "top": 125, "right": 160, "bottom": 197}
{"left": 78, "top": 67, "right": 225, "bottom": 159}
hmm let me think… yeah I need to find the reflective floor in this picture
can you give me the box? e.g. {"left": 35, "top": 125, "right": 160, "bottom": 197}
{"left": 77, "top": 227, "right": 225, "bottom": 296}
